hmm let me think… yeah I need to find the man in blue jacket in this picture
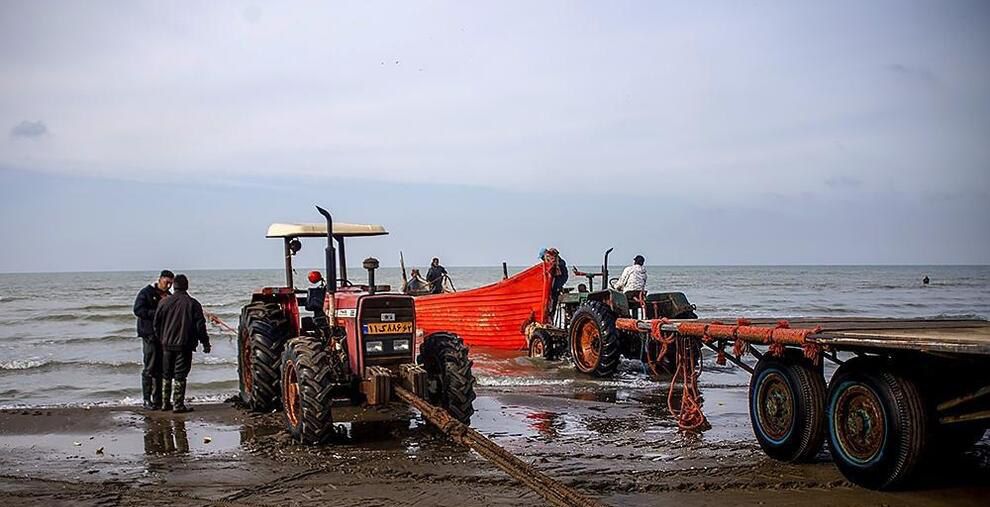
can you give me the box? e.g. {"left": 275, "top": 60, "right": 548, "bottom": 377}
{"left": 133, "top": 270, "right": 173, "bottom": 410}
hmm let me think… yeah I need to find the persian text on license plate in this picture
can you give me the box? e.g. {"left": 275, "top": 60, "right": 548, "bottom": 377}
{"left": 363, "top": 321, "right": 413, "bottom": 335}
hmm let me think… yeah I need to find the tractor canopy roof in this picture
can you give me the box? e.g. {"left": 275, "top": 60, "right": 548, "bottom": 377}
{"left": 266, "top": 222, "right": 388, "bottom": 239}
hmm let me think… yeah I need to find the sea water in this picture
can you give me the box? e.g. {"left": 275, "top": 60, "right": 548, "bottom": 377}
{"left": 0, "top": 265, "right": 987, "bottom": 407}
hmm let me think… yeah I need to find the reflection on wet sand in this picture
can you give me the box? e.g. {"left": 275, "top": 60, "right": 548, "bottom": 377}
{"left": 525, "top": 411, "right": 564, "bottom": 439}
{"left": 144, "top": 416, "right": 189, "bottom": 455}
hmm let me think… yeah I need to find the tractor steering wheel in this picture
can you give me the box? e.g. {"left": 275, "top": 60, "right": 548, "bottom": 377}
{"left": 608, "top": 277, "right": 620, "bottom": 289}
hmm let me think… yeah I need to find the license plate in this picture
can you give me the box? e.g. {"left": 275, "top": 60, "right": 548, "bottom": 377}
{"left": 363, "top": 321, "right": 413, "bottom": 335}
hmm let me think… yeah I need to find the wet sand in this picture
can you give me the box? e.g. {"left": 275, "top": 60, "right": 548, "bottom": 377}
{"left": 1, "top": 356, "right": 988, "bottom": 506}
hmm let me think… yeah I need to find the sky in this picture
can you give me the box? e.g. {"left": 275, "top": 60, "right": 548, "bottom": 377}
{"left": 1, "top": 0, "right": 989, "bottom": 272}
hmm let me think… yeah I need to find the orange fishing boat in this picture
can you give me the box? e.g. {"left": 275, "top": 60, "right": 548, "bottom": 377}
{"left": 415, "top": 263, "right": 552, "bottom": 350}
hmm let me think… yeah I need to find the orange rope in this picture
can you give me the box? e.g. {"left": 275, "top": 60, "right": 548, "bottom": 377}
{"left": 649, "top": 319, "right": 707, "bottom": 431}
{"left": 205, "top": 311, "right": 237, "bottom": 335}
{"left": 667, "top": 335, "right": 707, "bottom": 431}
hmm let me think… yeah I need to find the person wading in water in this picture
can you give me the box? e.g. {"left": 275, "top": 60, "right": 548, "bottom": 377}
{"left": 133, "top": 269, "right": 173, "bottom": 410}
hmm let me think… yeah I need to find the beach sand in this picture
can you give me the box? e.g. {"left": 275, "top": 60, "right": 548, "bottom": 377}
{"left": 1, "top": 384, "right": 987, "bottom": 507}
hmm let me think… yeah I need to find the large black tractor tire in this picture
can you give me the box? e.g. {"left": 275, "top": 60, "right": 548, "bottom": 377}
{"left": 418, "top": 332, "right": 477, "bottom": 423}
{"left": 826, "top": 357, "right": 928, "bottom": 490}
{"left": 568, "top": 301, "right": 621, "bottom": 377}
{"left": 749, "top": 350, "right": 827, "bottom": 462}
{"left": 237, "top": 302, "right": 289, "bottom": 412}
{"left": 281, "top": 337, "right": 341, "bottom": 445}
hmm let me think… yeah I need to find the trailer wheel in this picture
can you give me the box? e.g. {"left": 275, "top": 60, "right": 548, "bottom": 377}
{"left": 749, "top": 351, "right": 826, "bottom": 462}
{"left": 826, "top": 357, "right": 928, "bottom": 490}
{"left": 569, "top": 301, "right": 621, "bottom": 377}
{"left": 281, "top": 336, "right": 340, "bottom": 444}
{"left": 237, "top": 302, "right": 288, "bottom": 412}
{"left": 419, "top": 332, "right": 477, "bottom": 423}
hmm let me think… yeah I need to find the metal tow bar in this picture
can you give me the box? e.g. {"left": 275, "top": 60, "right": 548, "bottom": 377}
{"left": 394, "top": 386, "right": 605, "bottom": 507}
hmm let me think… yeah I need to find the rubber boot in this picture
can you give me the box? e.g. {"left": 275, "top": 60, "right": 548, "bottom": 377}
{"left": 172, "top": 380, "right": 192, "bottom": 413}
{"left": 151, "top": 378, "right": 163, "bottom": 410}
{"left": 161, "top": 379, "right": 173, "bottom": 411}
{"left": 141, "top": 377, "right": 154, "bottom": 410}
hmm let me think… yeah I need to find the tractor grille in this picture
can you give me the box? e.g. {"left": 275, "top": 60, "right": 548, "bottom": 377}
{"left": 359, "top": 295, "right": 416, "bottom": 363}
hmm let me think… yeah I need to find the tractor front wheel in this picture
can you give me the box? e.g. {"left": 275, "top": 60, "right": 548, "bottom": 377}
{"left": 237, "top": 302, "right": 289, "bottom": 412}
{"left": 281, "top": 337, "right": 341, "bottom": 444}
{"left": 529, "top": 332, "right": 547, "bottom": 358}
{"left": 418, "top": 332, "right": 477, "bottom": 423}
{"left": 569, "top": 301, "right": 620, "bottom": 377}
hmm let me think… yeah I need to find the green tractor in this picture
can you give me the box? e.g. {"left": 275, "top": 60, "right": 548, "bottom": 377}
{"left": 526, "top": 248, "right": 699, "bottom": 377}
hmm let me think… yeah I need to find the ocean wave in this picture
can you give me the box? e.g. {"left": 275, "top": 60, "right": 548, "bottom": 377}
{"left": 77, "top": 303, "right": 131, "bottom": 311}
{"left": 476, "top": 376, "right": 575, "bottom": 387}
{"left": 923, "top": 313, "right": 988, "bottom": 321}
{"left": 40, "top": 334, "right": 136, "bottom": 345}
{"left": 0, "top": 390, "right": 239, "bottom": 409}
{"left": 0, "top": 356, "right": 238, "bottom": 373}
{"left": 17, "top": 313, "right": 133, "bottom": 324}
{"left": 0, "top": 359, "right": 48, "bottom": 371}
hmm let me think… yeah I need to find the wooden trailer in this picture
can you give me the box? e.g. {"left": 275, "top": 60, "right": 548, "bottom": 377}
{"left": 613, "top": 316, "right": 990, "bottom": 490}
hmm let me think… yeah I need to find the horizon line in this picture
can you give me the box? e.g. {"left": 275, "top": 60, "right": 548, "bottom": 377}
{"left": 2, "top": 263, "right": 987, "bottom": 276}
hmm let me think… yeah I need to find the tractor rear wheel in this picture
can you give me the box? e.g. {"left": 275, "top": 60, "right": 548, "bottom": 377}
{"left": 418, "top": 332, "right": 477, "bottom": 423}
{"left": 281, "top": 336, "right": 342, "bottom": 444}
{"left": 237, "top": 302, "right": 288, "bottom": 412}
{"left": 569, "top": 301, "right": 620, "bottom": 377}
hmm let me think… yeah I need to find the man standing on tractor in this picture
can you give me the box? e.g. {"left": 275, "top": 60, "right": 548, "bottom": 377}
{"left": 614, "top": 254, "right": 648, "bottom": 292}
{"left": 543, "top": 247, "right": 568, "bottom": 319}
{"left": 154, "top": 274, "right": 211, "bottom": 413}
{"left": 133, "top": 269, "right": 173, "bottom": 410}
{"left": 427, "top": 257, "right": 448, "bottom": 294}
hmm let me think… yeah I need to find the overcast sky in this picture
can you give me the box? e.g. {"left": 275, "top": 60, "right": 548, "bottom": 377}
{"left": 1, "top": 1, "right": 988, "bottom": 272}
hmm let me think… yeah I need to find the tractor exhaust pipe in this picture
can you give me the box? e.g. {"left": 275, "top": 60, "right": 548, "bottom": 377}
{"left": 316, "top": 206, "right": 337, "bottom": 294}
{"left": 363, "top": 257, "right": 379, "bottom": 295}
{"left": 603, "top": 247, "right": 613, "bottom": 287}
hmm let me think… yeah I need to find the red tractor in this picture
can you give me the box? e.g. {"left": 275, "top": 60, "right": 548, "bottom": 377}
{"left": 237, "top": 206, "right": 477, "bottom": 443}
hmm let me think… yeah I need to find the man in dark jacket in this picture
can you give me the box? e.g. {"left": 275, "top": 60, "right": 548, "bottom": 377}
{"left": 154, "top": 274, "right": 211, "bottom": 413}
{"left": 133, "top": 269, "right": 173, "bottom": 410}
{"left": 544, "top": 248, "right": 568, "bottom": 320}
{"left": 426, "top": 257, "right": 448, "bottom": 294}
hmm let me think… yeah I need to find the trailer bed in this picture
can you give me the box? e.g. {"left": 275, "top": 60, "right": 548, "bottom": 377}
{"left": 694, "top": 317, "right": 990, "bottom": 355}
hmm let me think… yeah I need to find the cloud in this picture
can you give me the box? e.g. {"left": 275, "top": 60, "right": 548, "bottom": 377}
{"left": 824, "top": 175, "right": 863, "bottom": 189}
{"left": 10, "top": 120, "right": 48, "bottom": 139}
{"left": 884, "top": 63, "right": 938, "bottom": 86}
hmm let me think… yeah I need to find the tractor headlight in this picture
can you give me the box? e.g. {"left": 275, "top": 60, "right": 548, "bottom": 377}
{"left": 393, "top": 339, "right": 410, "bottom": 352}
{"left": 365, "top": 341, "right": 383, "bottom": 353}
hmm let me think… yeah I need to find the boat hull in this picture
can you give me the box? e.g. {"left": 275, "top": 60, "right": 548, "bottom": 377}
{"left": 415, "top": 263, "right": 550, "bottom": 350}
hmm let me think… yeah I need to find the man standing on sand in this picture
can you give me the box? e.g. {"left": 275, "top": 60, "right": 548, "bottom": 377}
{"left": 154, "top": 274, "right": 211, "bottom": 413}
{"left": 427, "top": 257, "right": 448, "bottom": 294}
{"left": 133, "top": 269, "right": 173, "bottom": 410}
